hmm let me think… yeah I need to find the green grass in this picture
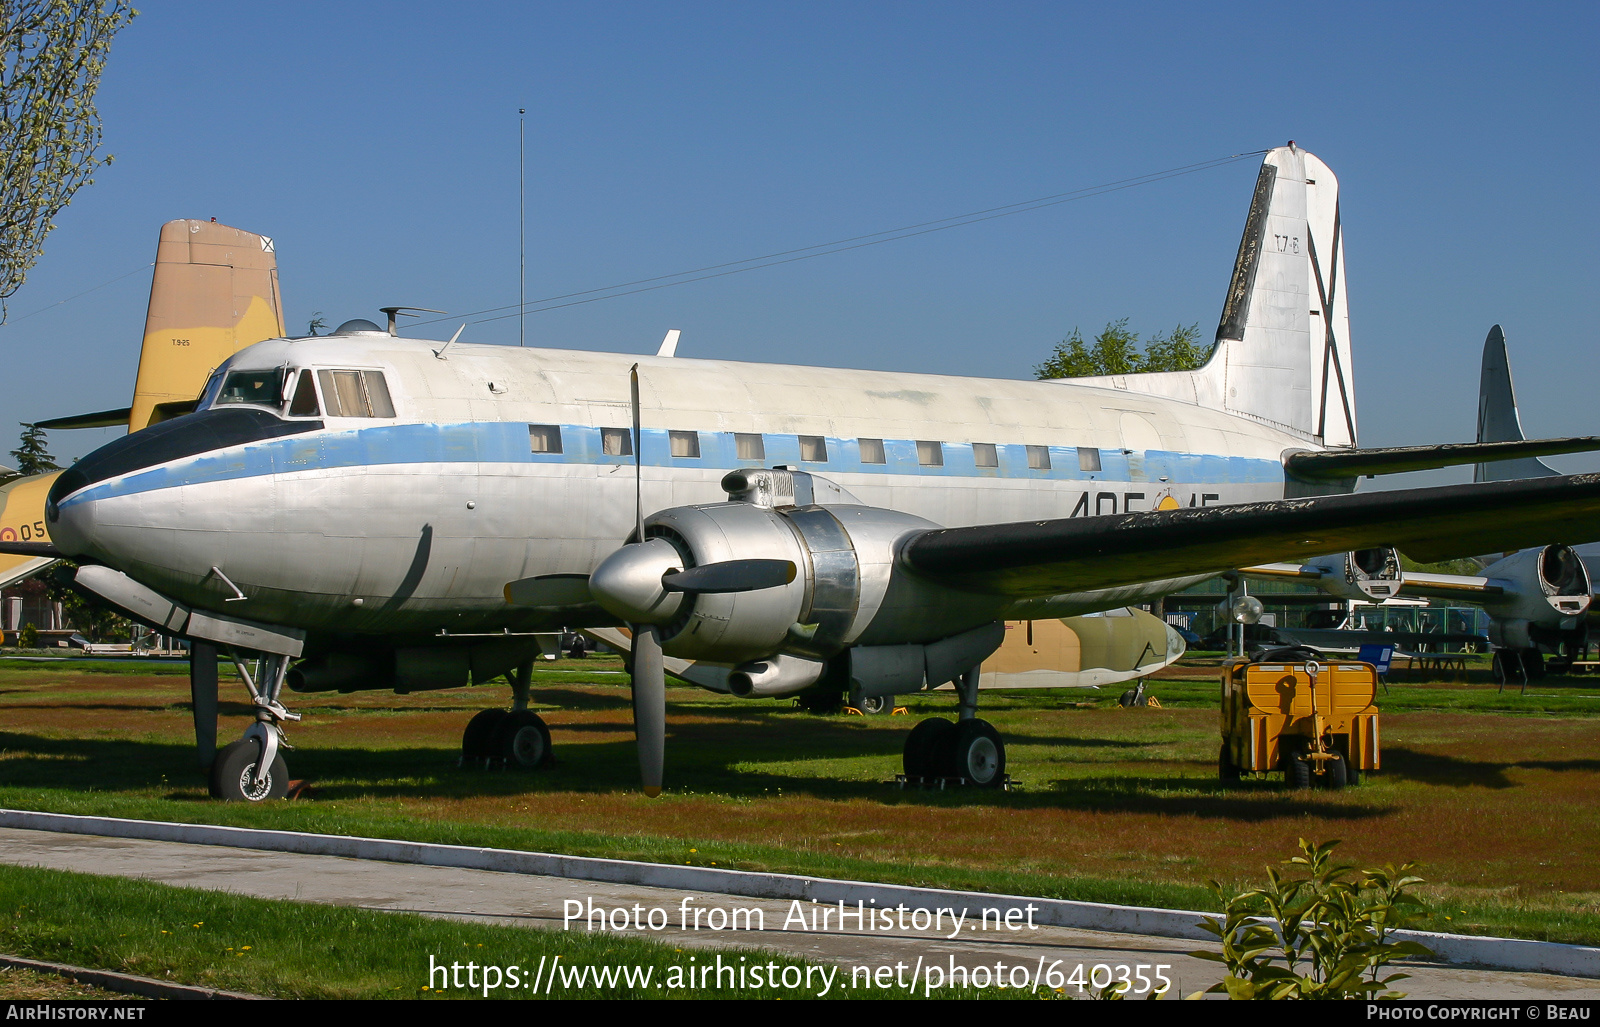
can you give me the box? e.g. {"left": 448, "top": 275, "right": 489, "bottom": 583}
{"left": 0, "top": 862, "right": 1005, "bottom": 999}
{"left": 3, "top": 658, "right": 1599, "bottom": 949}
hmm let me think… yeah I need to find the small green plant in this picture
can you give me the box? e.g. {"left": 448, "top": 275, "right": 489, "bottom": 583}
{"left": 1191, "top": 838, "right": 1433, "bottom": 999}
{"left": 17, "top": 622, "right": 37, "bottom": 649}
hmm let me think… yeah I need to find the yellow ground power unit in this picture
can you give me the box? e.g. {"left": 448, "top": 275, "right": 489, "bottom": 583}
{"left": 1219, "top": 656, "right": 1380, "bottom": 789}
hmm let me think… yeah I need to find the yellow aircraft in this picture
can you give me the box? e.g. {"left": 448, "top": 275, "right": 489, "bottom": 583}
{"left": 0, "top": 220, "right": 286, "bottom": 591}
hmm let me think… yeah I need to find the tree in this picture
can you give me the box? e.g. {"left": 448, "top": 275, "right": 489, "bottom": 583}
{"left": 1090, "top": 317, "right": 1140, "bottom": 375}
{"left": 1141, "top": 322, "right": 1208, "bottom": 372}
{"left": 0, "top": 0, "right": 138, "bottom": 322}
{"left": 1032, "top": 327, "right": 1099, "bottom": 379}
{"left": 9, "top": 423, "right": 58, "bottom": 474}
{"left": 1034, "top": 319, "right": 1212, "bottom": 379}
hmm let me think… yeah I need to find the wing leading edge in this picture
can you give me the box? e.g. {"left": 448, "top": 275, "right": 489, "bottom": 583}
{"left": 902, "top": 473, "right": 1600, "bottom": 599}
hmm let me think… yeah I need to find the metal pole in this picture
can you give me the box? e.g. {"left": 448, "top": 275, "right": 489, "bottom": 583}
{"left": 519, "top": 108, "right": 526, "bottom": 348}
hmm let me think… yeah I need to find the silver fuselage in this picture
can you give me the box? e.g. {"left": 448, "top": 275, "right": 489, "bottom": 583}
{"left": 48, "top": 332, "right": 1324, "bottom": 646}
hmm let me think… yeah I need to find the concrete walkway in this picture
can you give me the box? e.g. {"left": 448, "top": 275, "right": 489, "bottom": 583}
{"left": 0, "top": 827, "right": 1595, "bottom": 999}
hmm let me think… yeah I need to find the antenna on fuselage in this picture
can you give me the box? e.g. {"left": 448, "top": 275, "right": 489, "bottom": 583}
{"left": 434, "top": 324, "right": 467, "bottom": 360}
{"left": 378, "top": 306, "right": 446, "bottom": 337}
{"left": 656, "top": 329, "right": 681, "bottom": 357}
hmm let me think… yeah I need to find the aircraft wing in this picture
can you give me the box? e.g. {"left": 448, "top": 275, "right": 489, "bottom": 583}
{"left": 902, "top": 473, "right": 1600, "bottom": 599}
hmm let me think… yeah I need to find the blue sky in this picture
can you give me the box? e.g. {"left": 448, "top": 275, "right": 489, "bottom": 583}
{"left": 4, "top": 1, "right": 1596, "bottom": 482}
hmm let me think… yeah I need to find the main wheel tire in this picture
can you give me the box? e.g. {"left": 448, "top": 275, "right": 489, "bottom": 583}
{"left": 209, "top": 738, "right": 288, "bottom": 802}
{"left": 1219, "top": 742, "right": 1241, "bottom": 784}
{"left": 1333, "top": 736, "right": 1361, "bottom": 786}
{"left": 903, "top": 717, "right": 956, "bottom": 778}
{"left": 1317, "top": 750, "right": 1349, "bottom": 790}
{"left": 853, "top": 693, "right": 891, "bottom": 715}
{"left": 1282, "top": 738, "right": 1313, "bottom": 790}
{"left": 462, "top": 709, "right": 508, "bottom": 762}
{"left": 946, "top": 719, "right": 1006, "bottom": 787}
{"left": 492, "top": 711, "right": 552, "bottom": 769}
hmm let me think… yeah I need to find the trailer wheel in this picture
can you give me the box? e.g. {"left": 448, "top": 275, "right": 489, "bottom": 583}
{"left": 1333, "top": 736, "right": 1360, "bottom": 786}
{"left": 1318, "top": 750, "right": 1349, "bottom": 790}
{"left": 1282, "top": 739, "right": 1313, "bottom": 790}
{"left": 1218, "top": 743, "right": 1241, "bottom": 785}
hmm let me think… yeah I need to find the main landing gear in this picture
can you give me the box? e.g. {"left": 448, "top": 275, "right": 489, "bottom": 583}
{"left": 208, "top": 648, "right": 301, "bottom": 802}
{"left": 900, "top": 667, "right": 1008, "bottom": 788}
{"left": 460, "top": 658, "right": 554, "bottom": 770}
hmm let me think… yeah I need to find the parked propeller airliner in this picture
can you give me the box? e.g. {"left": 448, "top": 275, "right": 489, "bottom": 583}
{"left": 18, "top": 144, "right": 1600, "bottom": 801}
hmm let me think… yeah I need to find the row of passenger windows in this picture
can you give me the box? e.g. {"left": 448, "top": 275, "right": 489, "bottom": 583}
{"left": 527, "top": 425, "right": 1104, "bottom": 470}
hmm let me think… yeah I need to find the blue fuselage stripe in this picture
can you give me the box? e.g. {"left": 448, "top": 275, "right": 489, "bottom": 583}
{"left": 62, "top": 421, "right": 1285, "bottom": 506}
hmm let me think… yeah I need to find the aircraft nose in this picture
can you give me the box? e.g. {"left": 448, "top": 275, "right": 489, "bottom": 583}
{"left": 45, "top": 489, "right": 98, "bottom": 558}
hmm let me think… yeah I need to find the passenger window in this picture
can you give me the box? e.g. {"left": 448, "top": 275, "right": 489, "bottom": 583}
{"left": 316, "top": 369, "right": 396, "bottom": 418}
{"left": 602, "top": 428, "right": 633, "bottom": 456}
{"left": 973, "top": 443, "right": 998, "bottom": 468}
{"left": 1079, "top": 447, "right": 1102, "bottom": 472}
{"left": 529, "top": 425, "right": 563, "bottom": 454}
{"left": 287, "top": 370, "right": 320, "bottom": 417}
{"left": 669, "top": 431, "right": 701, "bottom": 458}
{"left": 217, "top": 369, "right": 282, "bottom": 406}
{"left": 736, "top": 433, "right": 765, "bottom": 461}
{"left": 799, "top": 436, "right": 827, "bottom": 462}
{"left": 858, "top": 438, "right": 886, "bottom": 464}
{"left": 1027, "top": 445, "right": 1051, "bottom": 470}
{"left": 916, "top": 441, "right": 944, "bottom": 467}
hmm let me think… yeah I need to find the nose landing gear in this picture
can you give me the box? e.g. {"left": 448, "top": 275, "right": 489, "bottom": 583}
{"left": 209, "top": 649, "right": 301, "bottom": 803}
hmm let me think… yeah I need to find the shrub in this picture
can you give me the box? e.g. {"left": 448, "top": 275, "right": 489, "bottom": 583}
{"left": 1191, "top": 838, "right": 1433, "bottom": 999}
{"left": 17, "top": 622, "right": 37, "bottom": 649}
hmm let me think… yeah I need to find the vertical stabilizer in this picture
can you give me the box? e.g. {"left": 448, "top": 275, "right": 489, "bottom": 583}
{"left": 1475, "top": 325, "right": 1559, "bottom": 482}
{"left": 1213, "top": 145, "right": 1355, "bottom": 447}
{"left": 1054, "top": 145, "right": 1356, "bottom": 448}
{"left": 127, "top": 220, "right": 286, "bottom": 431}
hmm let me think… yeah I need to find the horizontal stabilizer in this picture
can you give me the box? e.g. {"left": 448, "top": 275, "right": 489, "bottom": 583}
{"left": 903, "top": 472, "right": 1600, "bottom": 599}
{"left": 1284, "top": 437, "right": 1600, "bottom": 482}
{"left": 35, "top": 407, "right": 133, "bottom": 431}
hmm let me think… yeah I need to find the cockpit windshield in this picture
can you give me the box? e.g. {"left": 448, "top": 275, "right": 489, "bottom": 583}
{"left": 215, "top": 369, "right": 284, "bottom": 407}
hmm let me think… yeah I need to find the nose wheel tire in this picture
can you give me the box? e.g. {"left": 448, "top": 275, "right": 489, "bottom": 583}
{"left": 947, "top": 719, "right": 1006, "bottom": 787}
{"left": 492, "top": 710, "right": 553, "bottom": 769}
{"left": 903, "top": 717, "right": 955, "bottom": 778}
{"left": 209, "top": 738, "right": 288, "bottom": 802}
{"left": 462, "top": 709, "right": 509, "bottom": 763}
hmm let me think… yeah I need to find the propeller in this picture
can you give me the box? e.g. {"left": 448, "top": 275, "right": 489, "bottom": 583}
{"left": 628, "top": 364, "right": 665, "bottom": 797}
{"left": 597, "top": 364, "right": 797, "bottom": 797}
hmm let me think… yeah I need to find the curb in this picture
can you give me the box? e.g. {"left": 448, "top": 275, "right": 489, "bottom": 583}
{"left": 2, "top": 808, "right": 1596, "bottom": 979}
{"left": 0, "top": 953, "right": 266, "bottom": 1000}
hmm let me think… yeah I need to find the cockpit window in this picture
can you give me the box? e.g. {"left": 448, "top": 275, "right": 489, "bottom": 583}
{"left": 287, "top": 369, "right": 320, "bottom": 417}
{"left": 216, "top": 370, "right": 283, "bottom": 406}
{"left": 317, "top": 369, "right": 395, "bottom": 418}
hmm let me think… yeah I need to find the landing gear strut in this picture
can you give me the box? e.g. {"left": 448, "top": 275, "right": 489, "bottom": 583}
{"left": 900, "top": 667, "right": 1008, "bottom": 787}
{"left": 209, "top": 649, "right": 300, "bottom": 802}
{"left": 460, "top": 658, "right": 554, "bottom": 769}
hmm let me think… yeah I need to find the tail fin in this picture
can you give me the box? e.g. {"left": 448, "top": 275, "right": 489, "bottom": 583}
{"left": 1059, "top": 144, "right": 1357, "bottom": 448}
{"left": 128, "top": 220, "right": 286, "bottom": 431}
{"left": 1475, "top": 324, "right": 1559, "bottom": 482}
{"left": 40, "top": 220, "right": 286, "bottom": 433}
{"left": 7, "top": 220, "right": 285, "bottom": 587}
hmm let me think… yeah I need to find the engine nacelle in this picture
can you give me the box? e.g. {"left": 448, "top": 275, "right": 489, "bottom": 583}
{"left": 593, "top": 468, "right": 1009, "bottom": 687}
{"left": 1481, "top": 544, "right": 1592, "bottom": 649}
{"left": 1304, "top": 547, "right": 1404, "bottom": 602}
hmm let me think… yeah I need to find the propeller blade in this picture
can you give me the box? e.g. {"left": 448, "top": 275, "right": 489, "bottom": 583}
{"left": 661, "top": 559, "right": 797, "bottom": 594}
{"left": 631, "top": 623, "right": 665, "bottom": 797}
{"left": 630, "top": 363, "right": 644, "bottom": 543}
{"left": 503, "top": 573, "right": 593, "bottom": 607}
